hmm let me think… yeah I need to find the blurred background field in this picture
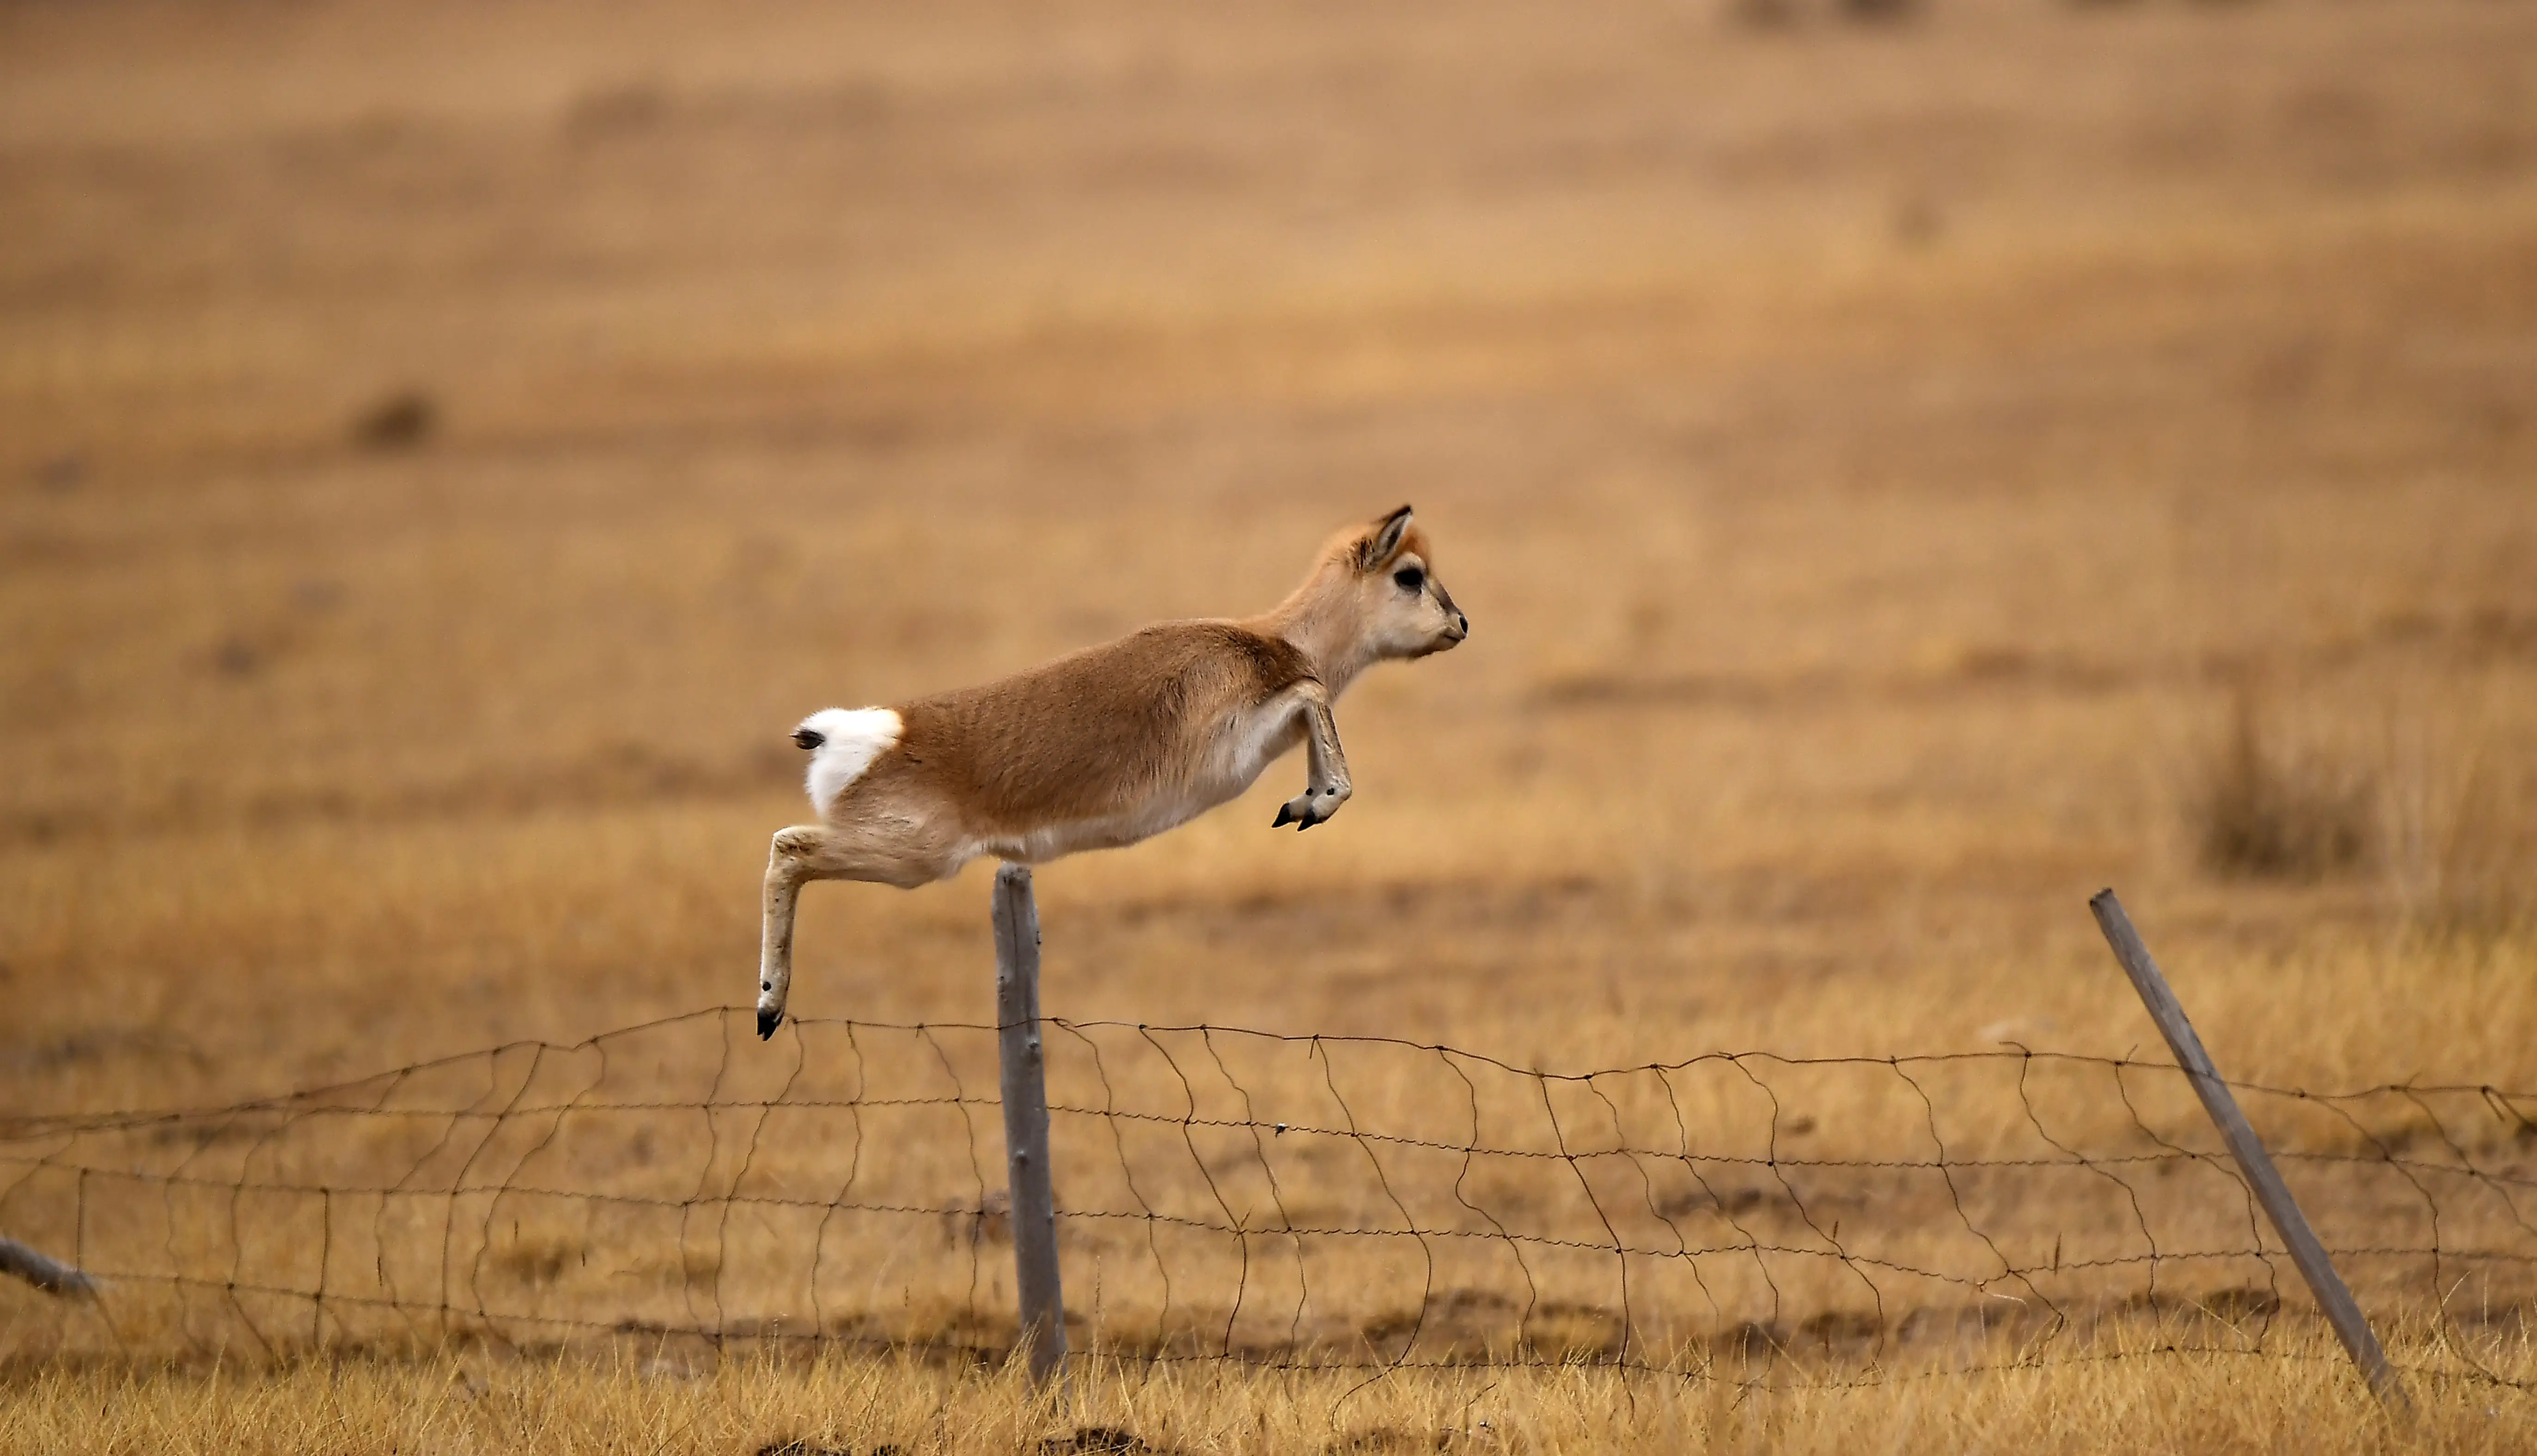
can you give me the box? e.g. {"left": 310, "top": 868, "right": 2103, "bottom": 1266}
{"left": 5, "top": 0, "right": 2537, "bottom": 1444}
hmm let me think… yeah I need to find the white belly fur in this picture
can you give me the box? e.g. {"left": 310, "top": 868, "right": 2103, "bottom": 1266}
{"left": 983, "top": 697, "right": 1305, "bottom": 863}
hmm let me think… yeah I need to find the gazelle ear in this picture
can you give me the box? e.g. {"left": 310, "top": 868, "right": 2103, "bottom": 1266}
{"left": 1360, "top": 505, "right": 1414, "bottom": 570}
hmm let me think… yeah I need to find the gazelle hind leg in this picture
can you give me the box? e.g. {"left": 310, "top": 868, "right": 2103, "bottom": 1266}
{"left": 758, "top": 824, "right": 829, "bottom": 1038}
{"left": 756, "top": 810, "right": 973, "bottom": 1039}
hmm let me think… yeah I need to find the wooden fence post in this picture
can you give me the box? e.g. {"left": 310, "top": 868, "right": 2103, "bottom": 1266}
{"left": 992, "top": 864, "right": 1067, "bottom": 1391}
{"left": 2089, "top": 889, "right": 2407, "bottom": 1409}
{"left": 0, "top": 1235, "right": 98, "bottom": 1298}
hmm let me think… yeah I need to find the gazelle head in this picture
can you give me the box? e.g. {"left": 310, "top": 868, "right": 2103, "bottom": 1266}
{"left": 1349, "top": 505, "right": 1468, "bottom": 661}
{"left": 1270, "top": 505, "right": 1469, "bottom": 689}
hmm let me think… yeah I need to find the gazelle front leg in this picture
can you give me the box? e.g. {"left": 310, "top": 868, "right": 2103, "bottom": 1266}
{"left": 757, "top": 824, "right": 828, "bottom": 1039}
{"left": 1272, "top": 683, "right": 1353, "bottom": 831}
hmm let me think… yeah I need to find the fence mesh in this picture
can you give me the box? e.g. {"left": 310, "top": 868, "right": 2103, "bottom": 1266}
{"left": 4, "top": 1008, "right": 2535, "bottom": 1390}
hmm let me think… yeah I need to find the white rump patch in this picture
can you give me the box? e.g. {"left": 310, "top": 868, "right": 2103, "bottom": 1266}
{"left": 799, "top": 707, "right": 903, "bottom": 816}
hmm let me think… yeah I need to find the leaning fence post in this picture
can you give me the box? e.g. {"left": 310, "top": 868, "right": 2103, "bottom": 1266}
{"left": 992, "top": 864, "right": 1067, "bottom": 1390}
{"left": 0, "top": 1235, "right": 99, "bottom": 1299}
{"left": 2089, "top": 889, "right": 2407, "bottom": 1408}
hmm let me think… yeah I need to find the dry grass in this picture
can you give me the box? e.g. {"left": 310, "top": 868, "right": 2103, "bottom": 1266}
{"left": 2186, "top": 688, "right": 2376, "bottom": 882}
{"left": 2382, "top": 697, "right": 2537, "bottom": 942}
{"left": 3, "top": 1330, "right": 2533, "bottom": 1456}
{"left": 8, "top": 0, "right": 2537, "bottom": 1446}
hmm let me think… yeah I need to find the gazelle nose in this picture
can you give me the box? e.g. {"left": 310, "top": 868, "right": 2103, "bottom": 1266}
{"left": 1456, "top": 614, "right": 1469, "bottom": 634}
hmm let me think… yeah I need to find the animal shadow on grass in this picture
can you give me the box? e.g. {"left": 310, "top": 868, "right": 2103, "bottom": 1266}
{"left": 1040, "top": 1427, "right": 1163, "bottom": 1455}
{"left": 350, "top": 388, "right": 438, "bottom": 451}
{"left": 1322, "top": 1428, "right": 1450, "bottom": 1454}
{"left": 752, "top": 1429, "right": 1158, "bottom": 1456}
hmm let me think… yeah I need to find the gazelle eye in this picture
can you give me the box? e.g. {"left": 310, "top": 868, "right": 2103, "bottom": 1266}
{"left": 1393, "top": 566, "right": 1425, "bottom": 592}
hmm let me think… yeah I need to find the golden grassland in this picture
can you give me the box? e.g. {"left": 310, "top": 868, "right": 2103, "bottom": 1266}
{"left": 6, "top": 0, "right": 2537, "bottom": 1446}
{"left": 5, "top": 1331, "right": 2536, "bottom": 1456}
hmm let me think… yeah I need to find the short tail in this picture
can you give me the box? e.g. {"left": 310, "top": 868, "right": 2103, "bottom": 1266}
{"left": 793, "top": 707, "right": 905, "bottom": 816}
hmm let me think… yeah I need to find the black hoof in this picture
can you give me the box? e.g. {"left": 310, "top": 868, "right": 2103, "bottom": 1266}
{"left": 793, "top": 727, "right": 824, "bottom": 750}
{"left": 1272, "top": 805, "right": 1295, "bottom": 827}
{"left": 757, "top": 1007, "right": 782, "bottom": 1040}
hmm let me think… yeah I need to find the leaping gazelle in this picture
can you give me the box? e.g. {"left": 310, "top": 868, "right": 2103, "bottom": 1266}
{"left": 756, "top": 505, "right": 1467, "bottom": 1037}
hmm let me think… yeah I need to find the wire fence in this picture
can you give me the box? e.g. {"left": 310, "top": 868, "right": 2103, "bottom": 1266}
{"left": 3, "top": 1007, "right": 2535, "bottom": 1391}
